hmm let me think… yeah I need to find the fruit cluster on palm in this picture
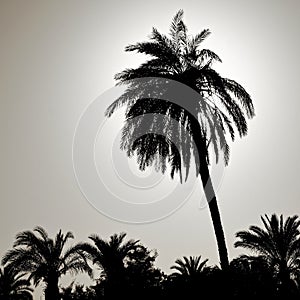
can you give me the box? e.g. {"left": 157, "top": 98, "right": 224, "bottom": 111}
{"left": 106, "top": 9, "right": 254, "bottom": 270}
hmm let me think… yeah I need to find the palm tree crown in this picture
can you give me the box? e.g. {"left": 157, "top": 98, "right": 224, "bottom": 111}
{"left": 171, "top": 256, "right": 208, "bottom": 278}
{"left": 235, "top": 214, "right": 300, "bottom": 290}
{"left": 106, "top": 9, "right": 254, "bottom": 179}
{"left": 0, "top": 266, "right": 33, "bottom": 300}
{"left": 75, "top": 233, "right": 140, "bottom": 281}
{"left": 167, "top": 255, "right": 209, "bottom": 298}
{"left": 75, "top": 233, "right": 151, "bottom": 298}
{"left": 2, "top": 227, "right": 92, "bottom": 300}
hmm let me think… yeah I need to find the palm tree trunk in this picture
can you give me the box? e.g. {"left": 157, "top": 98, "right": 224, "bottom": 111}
{"left": 45, "top": 276, "right": 60, "bottom": 300}
{"left": 199, "top": 157, "right": 229, "bottom": 270}
{"left": 189, "top": 112, "right": 229, "bottom": 270}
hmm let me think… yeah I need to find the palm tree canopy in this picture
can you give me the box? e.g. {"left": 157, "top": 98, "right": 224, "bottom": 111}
{"left": 74, "top": 233, "right": 140, "bottom": 280}
{"left": 0, "top": 266, "right": 33, "bottom": 300}
{"left": 106, "top": 9, "right": 254, "bottom": 181}
{"left": 235, "top": 214, "right": 300, "bottom": 277}
{"left": 75, "top": 233, "right": 162, "bottom": 298}
{"left": 171, "top": 255, "right": 208, "bottom": 278}
{"left": 1, "top": 226, "right": 92, "bottom": 286}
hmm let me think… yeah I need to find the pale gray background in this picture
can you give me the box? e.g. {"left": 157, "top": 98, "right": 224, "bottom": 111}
{"left": 1, "top": 0, "right": 300, "bottom": 297}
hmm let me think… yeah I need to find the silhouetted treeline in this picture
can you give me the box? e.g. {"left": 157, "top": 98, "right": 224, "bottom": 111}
{"left": 1, "top": 214, "right": 300, "bottom": 299}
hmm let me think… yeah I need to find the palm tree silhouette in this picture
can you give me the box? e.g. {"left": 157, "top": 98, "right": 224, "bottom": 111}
{"left": 0, "top": 266, "right": 33, "bottom": 300}
{"left": 235, "top": 214, "right": 300, "bottom": 295}
{"left": 106, "top": 10, "right": 254, "bottom": 269}
{"left": 167, "top": 256, "right": 208, "bottom": 297}
{"left": 1, "top": 227, "right": 92, "bottom": 300}
{"left": 75, "top": 233, "right": 140, "bottom": 297}
{"left": 171, "top": 256, "right": 208, "bottom": 278}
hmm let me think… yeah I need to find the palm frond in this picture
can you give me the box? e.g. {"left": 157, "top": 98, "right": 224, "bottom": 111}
{"left": 169, "top": 9, "right": 185, "bottom": 43}
{"left": 171, "top": 256, "right": 208, "bottom": 277}
{"left": 199, "top": 49, "right": 222, "bottom": 63}
{"left": 235, "top": 214, "right": 300, "bottom": 282}
{"left": 194, "top": 29, "right": 211, "bottom": 46}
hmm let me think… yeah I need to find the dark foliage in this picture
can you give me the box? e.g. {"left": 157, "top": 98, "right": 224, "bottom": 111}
{"left": 1, "top": 227, "right": 91, "bottom": 300}
{"left": 235, "top": 214, "right": 300, "bottom": 297}
{"left": 74, "top": 233, "right": 163, "bottom": 299}
{"left": 1, "top": 219, "right": 300, "bottom": 299}
{"left": 0, "top": 266, "right": 33, "bottom": 300}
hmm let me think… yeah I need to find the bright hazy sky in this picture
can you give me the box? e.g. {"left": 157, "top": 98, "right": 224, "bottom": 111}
{"left": 1, "top": 0, "right": 300, "bottom": 297}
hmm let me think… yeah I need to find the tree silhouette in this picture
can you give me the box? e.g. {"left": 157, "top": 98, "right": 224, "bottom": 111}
{"left": 106, "top": 10, "right": 254, "bottom": 270}
{"left": 171, "top": 255, "right": 208, "bottom": 278}
{"left": 230, "top": 255, "right": 277, "bottom": 298}
{"left": 60, "top": 282, "right": 99, "bottom": 300}
{"left": 75, "top": 233, "right": 139, "bottom": 294}
{"left": 0, "top": 266, "right": 33, "bottom": 300}
{"left": 1, "top": 227, "right": 92, "bottom": 300}
{"left": 75, "top": 233, "right": 163, "bottom": 299}
{"left": 124, "top": 243, "right": 164, "bottom": 297}
{"left": 165, "top": 256, "right": 208, "bottom": 297}
{"left": 235, "top": 214, "right": 300, "bottom": 296}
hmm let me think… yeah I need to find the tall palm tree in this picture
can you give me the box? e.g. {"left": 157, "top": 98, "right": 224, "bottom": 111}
{"left": 0, "top": 266, "right": 33, "bottom": 300}
{"left": 171, "top": 256, "right": 208, "bottom": 278}
{"left": 235, "top": 214, "right": 300, "bottom": 294}
{"left": 106, "top": 10, "right": 254, "bottom": 269}
{"left": 1, "top": 227, "right": 92, "bottom": 300}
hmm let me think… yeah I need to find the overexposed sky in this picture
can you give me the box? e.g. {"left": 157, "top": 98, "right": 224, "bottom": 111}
{"left": 1, "top": 0, "right": 300, "bottom": 295}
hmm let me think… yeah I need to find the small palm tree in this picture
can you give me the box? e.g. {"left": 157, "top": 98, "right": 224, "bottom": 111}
{"left": 77, "top": 233, "right": 139, "bottom": 280}
{"left": 171, "top": 256, "right": 208, "bottom": 279}
{"left": 235, "top": 214, "right": 300, "bottom": 294}
{"left": 167, "top": 256, "right": 208, "bottom": 297}
{"left": 0, "top": 266, "right": 33, "bottom": 300}
{"left": 106, "top": 10, "right": 255, "bottom": 270}
{"left": 75, "top": 233, "right": 140, "bottom": 296}
{"left": 2, "top": 227, "right": 92, "bottom": 300}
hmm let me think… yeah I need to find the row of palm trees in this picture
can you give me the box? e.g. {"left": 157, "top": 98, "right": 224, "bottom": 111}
{"left": 1, "top": 213, "right": 300, "bottom": 299}
{"left": 0, "top": 228, "right": 161, "bottom": 300}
